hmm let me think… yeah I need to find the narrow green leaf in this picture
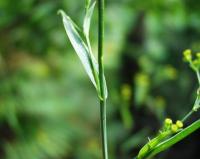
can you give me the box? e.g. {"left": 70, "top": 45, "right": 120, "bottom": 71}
{"left": 58, "top": 10, "right": 97, "bottom": 88}
{"left": 83, "top": 1, "right": 96, "bottom": 38}
{"left": 145, "top": 119, "right": 200, "bottom": 159}
{"left": 58, "top": 10, "right": 107, "bottom": 99}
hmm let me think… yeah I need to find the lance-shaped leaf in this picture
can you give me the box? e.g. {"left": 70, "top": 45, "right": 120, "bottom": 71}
{"left": 58, "top": 10, "right": 98, "bottom": 88}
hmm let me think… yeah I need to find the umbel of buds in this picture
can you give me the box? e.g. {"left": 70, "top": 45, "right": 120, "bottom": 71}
{"left": 137, "top": 118, "right": 184, "bottom": 159}
{"left": 164, "top": 118, "right": 183, "bottom": 133}
{"left": 183, "top": 49, "right": 192, "bottom": 62}
{"left": 183, "top": 49, "right": 200, "bottom": 70}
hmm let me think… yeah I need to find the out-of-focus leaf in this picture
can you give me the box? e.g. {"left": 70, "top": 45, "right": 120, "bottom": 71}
{"left": 58, "top": 10, "right": 98, "bottom": 88}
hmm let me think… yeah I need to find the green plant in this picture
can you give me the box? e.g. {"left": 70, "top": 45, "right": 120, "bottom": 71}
{"left": 58, "top": 0, "right": 108, "bottom": 158}
{"left": 58, "top": 0, "right": 200, "bottom": 158}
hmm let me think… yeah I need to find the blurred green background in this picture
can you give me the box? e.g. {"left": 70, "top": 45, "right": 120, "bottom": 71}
{"left": 0, "top": 0, "right": 200, "bottom": 159}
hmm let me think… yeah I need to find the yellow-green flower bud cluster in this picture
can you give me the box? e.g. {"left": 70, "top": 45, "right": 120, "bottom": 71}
{"left": 183, "top": 49, "right": 192, "bottom": 62}
{"left": 137, "top": 118, "right": 183, "bottom": 159}
{"left": 183, "top": 49, "right": 200, "bottom": 70}
{"left": 176, "top": 120, "right": 183, "bottom": 128}
{"left": 164, "top": 118, "right": 183, "bottom": 133}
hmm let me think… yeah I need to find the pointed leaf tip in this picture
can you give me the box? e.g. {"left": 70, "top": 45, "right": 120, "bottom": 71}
{"left": 83, "top": 1, "right": 96, "bottom": 37}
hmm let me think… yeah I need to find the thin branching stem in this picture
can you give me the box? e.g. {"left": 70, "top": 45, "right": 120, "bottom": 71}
{"left": 182, "top": 69, "right": 200, "bottom": 123}
{"left": 182, "top": 110, "right": 195, "bottom": 123}
{"left": 182, "top": 97, "right": 198, "bottom": 122}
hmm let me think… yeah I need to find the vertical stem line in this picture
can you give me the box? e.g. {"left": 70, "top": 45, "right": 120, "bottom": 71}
{"left": 98, "top": 0, "right": 105, "bottom": 92}
{"left": 196, "top": 70, "right": 200, "bottom": 85}
{"left": 98, "top": 0, "right": 108, "bottom": 159}
{"left": 100, "top": 100, "right": 108, "bottom": 159}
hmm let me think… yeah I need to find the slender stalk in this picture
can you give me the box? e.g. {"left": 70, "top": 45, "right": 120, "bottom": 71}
{"left": 181, "top": 69, "right": 200, "bottom": 123}
{"left": 100, "top": 100, "right": 108, "bottom": 159}
{"left": 98, "top": 0, "right": 108, "bottom": 159}
{"left": 182, "top": 91, "right": 200, "bottom": 123}
{"left": 98, "top": 0, "right": 105, "bottom": 92}
{"left": 181, "top": 97, "right": 198, "bottom": 122}
{"left": 181, "top": 110, "right": 195, "bottom": 123}
{"left": 196, "top": 70, "right": 200, "bottom": 85}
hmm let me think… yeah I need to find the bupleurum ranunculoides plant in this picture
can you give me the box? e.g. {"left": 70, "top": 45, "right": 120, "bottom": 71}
{"left": 58, "top": 0, "right": 108, "bottom": 158}
{"left": 58, "top": 0, "right": 200, "bottom": 158}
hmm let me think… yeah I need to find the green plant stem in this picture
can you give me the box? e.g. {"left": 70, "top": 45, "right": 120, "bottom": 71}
{"left": 181, "top": 70, "right": 200, "bottom": 123}
{"left": 182, "top": 69, "right": 200, "bottom": 122}
{"left": 98, "top": 0, "right": 108, "bottom": 159}
{"left": 181, "top": 97, "right": 197, "bottom": 122}
{"left": 196, "top": 70, "right": 200, "bottom": 85}
{"left": 182, "top": 110, "right": 195, "bottom": 123}
{"left": 100, "top": 100, "right": 108, "bottom": 159}
{"left": 182, "top": 96, "right": 199, "bottom": 122}
{"left": 98, "top": 0, "right": 105, "bottom": 92}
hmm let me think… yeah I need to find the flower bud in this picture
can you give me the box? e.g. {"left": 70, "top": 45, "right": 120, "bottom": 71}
{"left": 183, "top": 49, "right": 192, "bottom": 62}
{"left": 165, "top": 118, "right": 172, "bottom": 125}
{"left": 176, "top": 120, "right": 183, "bottom": 128}
{"left": 171, "top": 124, "right": 178, "bottom": 133}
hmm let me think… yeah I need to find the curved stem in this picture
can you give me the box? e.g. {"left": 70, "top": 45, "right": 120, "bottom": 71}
{"left": 98, "top": 0, "right": 108, "bottom": 159}
{"left": 182, "top": 95, "right": 200, "bottom": 123}
{"left": 181, "top": 97, "right": 197, "bottom": 122}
